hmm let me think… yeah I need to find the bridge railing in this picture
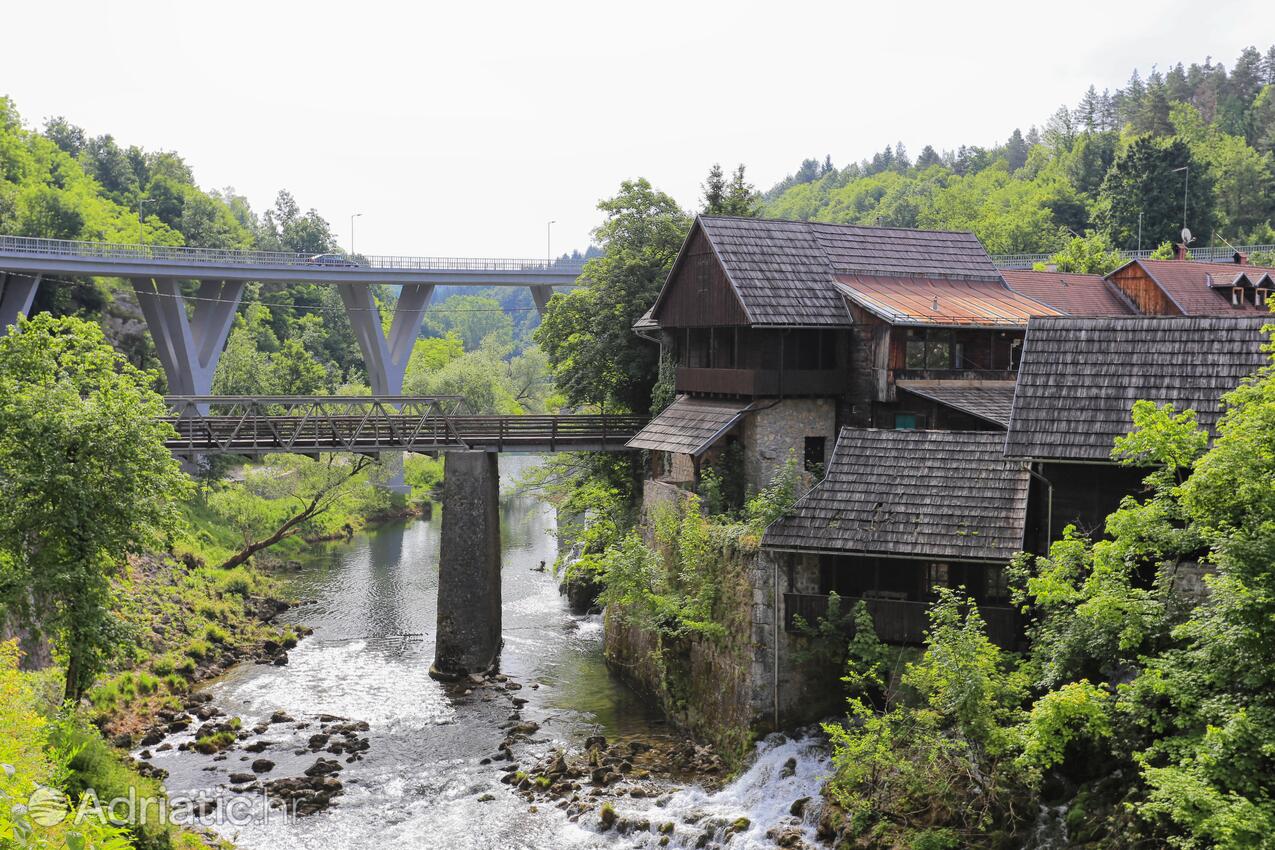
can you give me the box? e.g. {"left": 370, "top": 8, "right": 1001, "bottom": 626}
{"left": 160, "top": 396, "right": 647, "bottom": 455}
{"left": 990, "top": 244, "right": 1275, "bottom": 269}
{"left": 0, "top": 234, "right": 589, "bottom": 274}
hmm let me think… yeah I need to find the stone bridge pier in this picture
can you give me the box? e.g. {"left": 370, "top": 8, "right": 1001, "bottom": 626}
{"left": 430, "top": 451, "right": 503, "bottom": 680}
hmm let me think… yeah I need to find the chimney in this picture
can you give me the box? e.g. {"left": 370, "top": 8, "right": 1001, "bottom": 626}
{"left": 1174, "top": 243, "right": 1189, "bottom": 261}
{"left": 1234, "top": 251, "right": 1248, "bottom": 265}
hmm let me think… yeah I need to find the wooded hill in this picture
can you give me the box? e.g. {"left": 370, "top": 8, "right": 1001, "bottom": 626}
{"left": 762, "top": 46, "right": 1275, "bottom": 256}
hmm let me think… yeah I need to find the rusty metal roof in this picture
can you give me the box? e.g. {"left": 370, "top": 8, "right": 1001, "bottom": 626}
{"left": 625, "top": 395, "right": 754, "bottom": 455}
{"left": 999, "top": 269, "right": 1136, "bottom": 316}
{"left": 1119, "top": 260, "right": 1275, "bottom": 315}
{"left": 763, "top": 428, "right": 1030, "bottom": 562}
{"left": 834, "top": 274, "right": 1062, "bottom": 327}
{"left": 1005, "top": 316, "right": 1270, "bottom": 461}
{"left": 896, "top": 379, "right": 1018, "bottom": 428}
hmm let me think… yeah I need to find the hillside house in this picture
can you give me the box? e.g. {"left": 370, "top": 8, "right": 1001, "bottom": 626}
{"left": 1106, "top": 254, "right": 1275, "bottom": 315}
{"left": 627, "top": 216, "right": 1064, "bottom": 491}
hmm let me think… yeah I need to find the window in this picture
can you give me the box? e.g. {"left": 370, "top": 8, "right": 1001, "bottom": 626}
{"left": 925, "top": 563, "right": 949, "bottom": 598}
{"left": 694, "top": 256, "right": 711, "bottom": 295}
{"left": 1009, "top": 338, "right": 1023, "bottom": 371}
{"left": 803, "top": 436, "right": 826, "bottom": 474}
{"left": 905, "top": 329, "right": 953, "bottom": 369}
{"left": 1257, "top": 289, "right": 1269, "bottom": 307}
{"left": 894, "top": 413, "right": 920, "bottom": 430}
{"left": 1232, "top": 287, "right": 1245, "bottom": 307}
{"left": 985, "top": 566, "right": 1009, "bottom": 601}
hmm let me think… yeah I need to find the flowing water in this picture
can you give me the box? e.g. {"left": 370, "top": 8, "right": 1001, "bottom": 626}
{"left": 150, "top": 456, "right": 828, "bottom": 849}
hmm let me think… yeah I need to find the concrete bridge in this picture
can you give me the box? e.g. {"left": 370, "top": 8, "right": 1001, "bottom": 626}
{"left": 0, "top": 235, "right": 585, "bottom": 396}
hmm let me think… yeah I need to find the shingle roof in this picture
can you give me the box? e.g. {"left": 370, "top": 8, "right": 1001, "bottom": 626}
{"left": 1000, "top": 269, "right": 1136, "bottom": 316}
{"left": 835, "top": 274, "right": 1061, "bottom": 327}
{"left": 896, "top": 380, "right": 1018, "bottom": 427}
{"left": 1123, "top": 260, "right": 1275, "bottom": 316}
{"left": 763, "top": 428, "right": 1031, "bottom": 562}
{"left": 1004, "top": 316, "right": 1270, "bottom": 461}
{"left": 689, "top": 216, "right": 999, "bottom": 327}
{"left": 626, "top": 396, "right": 753, "bottom": 455}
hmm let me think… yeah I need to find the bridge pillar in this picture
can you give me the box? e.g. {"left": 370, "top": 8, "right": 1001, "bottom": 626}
{"left": 339, "top": 283, "right": 434, "bottom": 395}
{"left": 0, "top": 272, "right": 41, "bottom": 335}
{"left": 131, "top": 278, "right": 243, "bottom": 400}
{"left": 431, "top": 451, "right": 502, "bottom": 680}
{"left": 529, "top": 285, "right": 554, "bottom": 316}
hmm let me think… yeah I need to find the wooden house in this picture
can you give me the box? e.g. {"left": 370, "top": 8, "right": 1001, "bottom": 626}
{"left": 1004, "top": 315, "right": 1270, "bottom": 549}
{"left": 1106, "top": 256, "right": 1275, "bottom": 316}
{"left": 762, "top": 428, "right": 1028, "bottom": 648}
{"left": 627, "top": 216, "right": 1063, "bottom": 489}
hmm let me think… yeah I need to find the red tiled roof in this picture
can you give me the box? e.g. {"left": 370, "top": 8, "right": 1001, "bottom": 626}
{"left": 1128, "top": 260, "right": 1275, "bottom": 315}
{"left": 833, "top": 274, "right": 1062, "bottom": 327}
{"left": 1000, "top": 269, "right": 1135, "bottom": 316}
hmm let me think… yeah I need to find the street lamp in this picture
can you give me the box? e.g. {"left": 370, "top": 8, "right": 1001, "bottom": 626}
{"left": 350, "top": 213, "right": 363, "bottom": 256}
{"left": 547, "top": 220, "right": 556, "bottom": 266}
{"left": 1172, "top": 166, "right": 1189, "bottom": 232}
{"left": 138, "top": 198, "right": 156, "bottom": 244}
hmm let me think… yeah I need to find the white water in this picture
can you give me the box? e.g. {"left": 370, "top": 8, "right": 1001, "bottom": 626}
{"left": 600, "top": 732, "right": 831, "bottom": 848}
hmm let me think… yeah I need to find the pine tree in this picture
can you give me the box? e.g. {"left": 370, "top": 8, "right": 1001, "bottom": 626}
{"left": 916, "top": 145, "right": 943, "bottom": 169}
{"left": 1077, "top": 86, "right": 1101, "bottom": 132}
{"left": 701, "top": 164, "right": 726, "bottom": 214}
{"left": 1005, "top": 129, "right": 1029, "bottom": 172}
{"left": 721, "top": 165, "right": 761, "bottom": 217}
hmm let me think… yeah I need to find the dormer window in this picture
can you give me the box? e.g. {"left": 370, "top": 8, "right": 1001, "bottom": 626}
{"left": 1232, "top": 287, "right": 1245, "bottom": 307}
{"left": 1258, "top": 289, "right": 1269, "bottom": 308}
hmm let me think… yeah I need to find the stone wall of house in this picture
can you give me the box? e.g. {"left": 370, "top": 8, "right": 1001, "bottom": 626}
{"left": 741, "top": 398, "right": 837, "bottom": 491}
{"left": 749, "top": 550, "right": 844, "bottom": 728}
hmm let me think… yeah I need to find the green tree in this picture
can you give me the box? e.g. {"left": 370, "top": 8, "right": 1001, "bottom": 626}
{"left": 1095, "top": 136, "right": 1214, "bottom": 249}
{"left": 1037, "top": 231, "right": 1125, "bottom": 274}
{"left": 422, "top": 295, "right": 513, "bottom": 351}
{"left": 0, "top": 314, "right": 192, "bottom": 701}
{"left": 271, "top": 337, "right": 329, "bottom": 395}
{"left": 536, "top": 179, "right": 690, "bottom": 413}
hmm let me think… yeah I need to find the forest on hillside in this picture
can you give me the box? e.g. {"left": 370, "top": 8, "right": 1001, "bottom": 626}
{"left": 762, "top": 45, "right": 1275, "bottom": 256}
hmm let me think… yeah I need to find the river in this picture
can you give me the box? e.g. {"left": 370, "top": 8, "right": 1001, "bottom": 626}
{"left": 149, "top": 456, "right": 829, "bottom": 849}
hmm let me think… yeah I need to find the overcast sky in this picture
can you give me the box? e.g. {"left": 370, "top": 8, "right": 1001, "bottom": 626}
{"left": 5, "top": 0, "right": 1274, "bottom": 258}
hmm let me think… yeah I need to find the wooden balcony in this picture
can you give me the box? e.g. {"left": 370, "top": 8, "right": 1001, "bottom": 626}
{"left": 783, "top": 593, "right": 1022, "bottom": 649}
{"left": 676, "top": 367, "right": 844, "bottom": 397}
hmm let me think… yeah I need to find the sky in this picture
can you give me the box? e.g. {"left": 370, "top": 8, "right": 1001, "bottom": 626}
{"left": 5, "top": 0, "right": 1275, "bottom": 258}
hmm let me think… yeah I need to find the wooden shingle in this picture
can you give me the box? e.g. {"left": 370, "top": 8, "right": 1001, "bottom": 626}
{"left": 626, "top": 396, "right": 754, "bottom": 455}
{"left": 763, "top": 428, "right": 1031, "bottom": 562}
{"left": 1004, "top": 316, "right": 1270, "bottom": 461}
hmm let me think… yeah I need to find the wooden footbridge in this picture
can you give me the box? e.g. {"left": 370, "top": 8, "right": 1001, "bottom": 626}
{"left": 163, "top": 396, "right": 647, "bottom": 457}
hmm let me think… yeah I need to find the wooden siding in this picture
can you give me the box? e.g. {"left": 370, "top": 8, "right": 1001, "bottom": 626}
{"left": 675, "top": 367, "right": 844, "bottom": 397}
{"left": 654, "top": 227, "right": 750, "bottom": 327}
{"left": 1108, "top": 264, "right": 1182, "bottom": 315}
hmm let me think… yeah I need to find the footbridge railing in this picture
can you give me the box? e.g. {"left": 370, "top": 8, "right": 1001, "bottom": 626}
{"left": 162, "top": 396, "right": 647, "bottom": 456}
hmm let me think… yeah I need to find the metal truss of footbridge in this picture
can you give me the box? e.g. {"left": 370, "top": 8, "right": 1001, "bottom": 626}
{"left": 0, "top": 235, "right": 587, "bottom": 399}
{"left": 162, "top": 396, "right": 647, "bottom": 457}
